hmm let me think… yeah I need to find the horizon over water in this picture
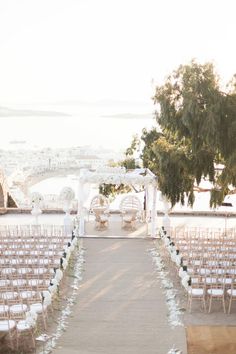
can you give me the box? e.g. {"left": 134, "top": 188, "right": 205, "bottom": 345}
{"left": 0, "top": 100, "right": 156, "bottom": 151}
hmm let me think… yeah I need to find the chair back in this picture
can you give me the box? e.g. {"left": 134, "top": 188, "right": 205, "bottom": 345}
{"left": 119, "top": 195, "right": 142, "bottom": 214}
{"left": 90, "top": 195, "right": 109, "bottom": 212}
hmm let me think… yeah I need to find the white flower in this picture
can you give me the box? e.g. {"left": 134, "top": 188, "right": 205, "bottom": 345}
{"left": 59, "top": 187, "right": 75, "bottom": 201}
{"left": 66, "top": 248, "right": 71, "bottom": 260}
{"left": 164, "top": 237, "right": 171, "bottom": 246}
{"left": 55, "top": 269, "right": 63, "bottom": 283}
{"left": 62, "top": 258, "right": 68, "bottom": 270}
{"left": 48, "top": 283, "right": 57, "bottom": 295}
{"left": 70, "top": 243, "right": 75, "bottom": 252}
{"left": 167, "top": 347, "right": 182, "bottom": 354}
{"left": 71, "top": 236, "right": 78, "bottom": 247}
{"left": 175, "top": 254, "right": 182, "bottom": 266}
{"left": 25, "top": 310, "right": 38, "bottom": 327}
{"left": 30, "top": 192, "right": 44, "bottom": 206}
{"left": 179, "top": 268, "right": 188, "bottom": 279}
{"left": 80, "top": 167, "right": 156, "bottom": 186}
{"left": 181, "top": 274, "right": 190, "bottom": 290}
{"left": 171, "top": 251, "right": 177, "bottom": 263}
{"left": 42, "top": 291, "right": 52, "bottom": 307}
{"left": 179, "top": 268, "right": 184, "bottom": 278}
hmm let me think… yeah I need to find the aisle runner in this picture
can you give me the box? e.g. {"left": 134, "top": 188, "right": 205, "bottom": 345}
{"left": 40, "top": 245, "right": 85, "bottom": 354}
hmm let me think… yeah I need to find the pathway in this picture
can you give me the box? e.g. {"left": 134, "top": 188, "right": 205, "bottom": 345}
{"left": 53, "top": 238, "right": 187, "bottom": 354}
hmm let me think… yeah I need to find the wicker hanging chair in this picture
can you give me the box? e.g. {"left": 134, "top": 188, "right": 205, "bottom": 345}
{"left": 119, "top": 195, "right": 142, "bottom": 230}
{"left": 90, "top": 194, "right": 110, "bottom": 230}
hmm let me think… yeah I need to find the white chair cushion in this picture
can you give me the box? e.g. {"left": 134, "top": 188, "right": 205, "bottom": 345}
{"left": 227, "top": 289, "right": 236, "bottom": 296}
{"left": 123, "top": 216, "right": 133, "bottom": 222}
{"left": 1, "top": 292, "right": 18, "bottom": 300}
{"left": 19, "top": 290, "right": 36, "bottom": 299}
{"left": 199, "top": 268, "right": 211, "bottom": 275}
{"left": 28, "top": 279, "right": 43, "bottom": 286}
{"left": 0, "top": 320, "right": 16, "bottom": 331}
{"left": 207, "top": 289, "right": 224, "bottom": 296}
{"left": 0, "top": 280, "right": 10, "bottom": 287}
{"left": 205, "top": 278, "right": 217, "bottom": 284}
{"left": 2, "top": 268, "right": 16, "bottom": 275}
{"left": 0, "top": 305, "right": 9, "bottom": 313}
{"left": 33, "top": 268, "right": 47, "bottom": 275}
{"left": 10, "top": 304, "right": 28, "bottom": 313}
{"left": 30, "top": 303, "right": 43, "bottom": 314}
{"left": 17, "top": 320, "right": 31, "bottom": 331}
{"left": 188, "top": 288, "right": 204, "bottom": 296}
{"left": 100, "top": 215, "right": 108, "bottom": 222}
{"left": 17, "top": 268, "right": 31, "bottom": 275}
{"left": 12, "top": 279, "right": 27, "bottom": 286}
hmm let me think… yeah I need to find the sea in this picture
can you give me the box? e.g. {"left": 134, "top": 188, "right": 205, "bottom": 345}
{"left": 2, "top": 100, "right": 236, "bottom": 227}
{"left": 0, "top": 100, "right": 156, "bottom": 151}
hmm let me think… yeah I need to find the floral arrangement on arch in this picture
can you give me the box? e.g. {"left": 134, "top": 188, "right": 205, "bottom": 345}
{"left": 59, "top": 187, "right": 75, "bottom": 201}
{"left": 30, "top": 192, "right": 44, "bottom": 207}
{"left": 81, "top": 173, "right": 156, "bottom": 187}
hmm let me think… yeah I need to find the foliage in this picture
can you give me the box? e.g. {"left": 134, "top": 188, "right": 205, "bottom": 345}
{"left": 141, "top": 127, "right": 162, "bottom": 173}
{"left": 125, "top": 134, "right": 140, "bottom": 157}
{"left": 98, "top": 160, "right": 132, "bottom": 198}
{"left": 152, "top": 137, "right": 195, "bottom": 206}
{"left": 99, "top": 183, "right": 131, "bottom": 198}
{"left": 130, "top": 60, "right": 236, "bottom": 207}
{"left": 121, "top": 158, "right": 136, "bottom": 170}
{"left": 98, "top": 136, "right": 141, "bottom": 198}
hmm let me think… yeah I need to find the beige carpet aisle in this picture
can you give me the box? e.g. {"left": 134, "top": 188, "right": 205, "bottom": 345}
{"left": 53, "top": 238, "right": 187, "bottom": 354}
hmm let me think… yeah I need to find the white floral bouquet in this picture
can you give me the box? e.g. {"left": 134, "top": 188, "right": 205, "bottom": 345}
{"left": 59, "top": 187, "right": 75, "bottom": 201}
{"left": 30, "top": 192, "right": 43, "bottom": 207}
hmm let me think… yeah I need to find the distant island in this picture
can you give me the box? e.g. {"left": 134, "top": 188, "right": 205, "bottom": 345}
{"left": 0, "top": 106, "right": 70, "bottom": 117}
{"left": 101, "top": 113, "right": 153, "bottom": 119}
{"left": 9, "top": 140, "right": 26, "bottom": 144}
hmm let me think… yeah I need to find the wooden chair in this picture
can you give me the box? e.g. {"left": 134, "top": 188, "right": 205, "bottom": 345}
{"left": 187, "top": 276, "right": 206, "bottom": 313}
{"left": 207, "top": 277, "right": 226, "bottom": 313}
{"left": 227, "top": 279, "right": 236, "bottom": 314}
{"left": 9, "top": 300, "right": 36, "bottom": 351}
{"left": 0, "top": 306, "right": 17, "bottom": 351}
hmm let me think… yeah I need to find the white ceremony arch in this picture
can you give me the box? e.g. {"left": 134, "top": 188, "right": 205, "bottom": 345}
{"left": 77, "top": 167, "right": 158, "bottom": 237}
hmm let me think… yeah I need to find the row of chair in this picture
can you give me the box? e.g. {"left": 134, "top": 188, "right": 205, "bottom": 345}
{"left": 160, "top": 227, "right": 236, "bottom": 313}
{"left": 0, "top": 225, "right": 78, "bottom": 351}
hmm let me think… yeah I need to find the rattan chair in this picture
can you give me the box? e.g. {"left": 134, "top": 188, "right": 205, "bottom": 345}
{"left": 119, "top": 195, "right": 142, "bottom": 230}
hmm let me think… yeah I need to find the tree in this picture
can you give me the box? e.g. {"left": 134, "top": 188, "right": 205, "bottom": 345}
{"left": 142, "top": 60, "right": 236, "bottom": 207}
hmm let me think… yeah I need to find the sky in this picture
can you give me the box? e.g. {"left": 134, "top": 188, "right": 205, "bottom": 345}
{"left": 0, "top": 0, "right": 236, "bottom": 105}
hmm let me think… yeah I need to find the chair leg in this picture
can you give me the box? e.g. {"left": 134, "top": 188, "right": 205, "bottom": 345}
{"left": 222, "top": 297, "right": 226, "bottom": 314}
{"left": 208, "top": 296, "right": 212, "bottom": 313}
{"left": 31, "top": 330, "right": 36, "bottom": 349}
{"left": 202, "top": 297, "right": 206, "bottom": 312}
{"left": 228, "top": 297, "right": 232, "bottom": 314}
{"left": 188, "top": 296, "right": 192, "bottom": 313}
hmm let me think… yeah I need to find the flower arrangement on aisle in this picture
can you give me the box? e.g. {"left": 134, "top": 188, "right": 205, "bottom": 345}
{"left": 59, "top": 187, "right": 75, "bottom": 235}
{"left": 59, "top": 187, "right": 75, "bottom": 202}
{"left": 30, "top": 192, "right": 44, "bottom": 207}
{"left": 30, "top": 192, "right": 44, "bottom": 224}
{"left": 160, "top": 227, "right": 191, "bottom": 291}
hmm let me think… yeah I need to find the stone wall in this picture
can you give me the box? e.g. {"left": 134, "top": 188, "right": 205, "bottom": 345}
{"left": 0, "top": 170, "right": 17, "bottom": 208}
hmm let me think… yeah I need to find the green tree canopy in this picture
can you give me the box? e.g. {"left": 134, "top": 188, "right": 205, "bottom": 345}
{"left": 136, "top": 61, "right": 236, "bottom": 207}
